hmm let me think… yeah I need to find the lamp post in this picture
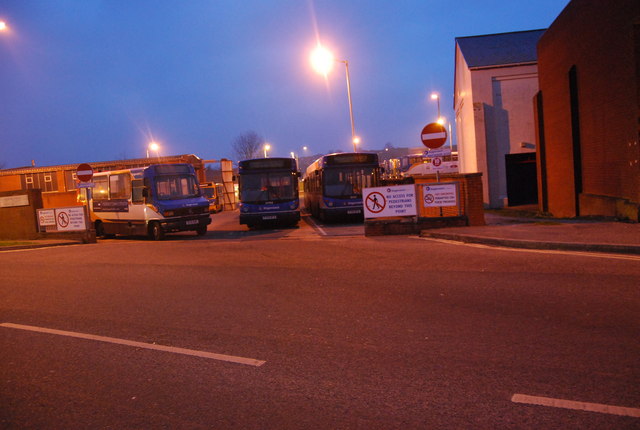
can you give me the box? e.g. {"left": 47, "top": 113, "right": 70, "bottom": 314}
{"left": 264, "top": 143, "right": 271, "bottom": 158}
{"left": 311, "top": 44, "right": 359, "bottom": 152}
{"left": 0, "top": 21, "right": 8, "bottom": 32}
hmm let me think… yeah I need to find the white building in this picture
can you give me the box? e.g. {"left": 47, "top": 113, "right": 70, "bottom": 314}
{"left": 454, "top": 30, "right": 544, "bottom": 208}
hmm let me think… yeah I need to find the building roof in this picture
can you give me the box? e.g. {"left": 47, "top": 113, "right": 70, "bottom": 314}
{"left": 456, "top": 29, "right": 546, "bottom": 68}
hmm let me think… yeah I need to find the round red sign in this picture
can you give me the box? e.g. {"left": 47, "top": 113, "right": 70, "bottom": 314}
{"left": 76, "top": 163, "right": 93, "bottom": 182}
{"left": 420, "top": 122, "right": 447, "bottom": 149}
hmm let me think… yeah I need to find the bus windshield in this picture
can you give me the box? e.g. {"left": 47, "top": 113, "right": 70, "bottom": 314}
{"left": 154, "top": 175, "right": 200, "bottom": 200}
{"left": 202, "top": 187, "right": 215, "bottom": 199}
{"left": 323, "top": 166, "right": 377, "bottom": 198}
{"left": 240, "top": 171, "right": 296, "bottom": 203}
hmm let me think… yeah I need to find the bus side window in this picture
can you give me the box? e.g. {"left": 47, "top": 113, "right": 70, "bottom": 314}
{"left": 109, "top": 173, "right": 131, "bottom": 199}
{"left": 132, "top": 179, "right": 144, "bottom": 203}
{"left": 93, "top": 176, "right": 109, "bottom": 200}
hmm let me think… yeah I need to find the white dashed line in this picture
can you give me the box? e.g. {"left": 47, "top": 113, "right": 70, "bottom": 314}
{"left": 512, "top": 393, "right": 640, "bottom": 418}
{"left": 1, "top": 322, "right": 265, "bottom": 367}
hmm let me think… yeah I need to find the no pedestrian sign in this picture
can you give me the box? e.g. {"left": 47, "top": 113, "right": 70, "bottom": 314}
{"left": 362, "top": 185, "right": 417, "bottom": 219}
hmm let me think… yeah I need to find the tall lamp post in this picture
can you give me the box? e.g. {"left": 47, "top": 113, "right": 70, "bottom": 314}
{"left": 264, "top": 143, "right": 271, "bottom": 158}
{"left": 310, "top": 44, "right": 359, "bottom": 152}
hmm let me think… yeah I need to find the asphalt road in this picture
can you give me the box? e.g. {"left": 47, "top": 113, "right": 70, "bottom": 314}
{"left": 1, "top": 211, "right": 639, "bottom": 428}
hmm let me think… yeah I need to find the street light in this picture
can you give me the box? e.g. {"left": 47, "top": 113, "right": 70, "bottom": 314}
{"left": 311, "top": 43, "right": 358, "bottom": 152}
{"left": 0, "top": 21, "right": 7, "bottom": 32}
{"left": 264, "top": 143, "right": 271, "bottom": 158}
{"left": 430, "top": 92, "right": 441, "bottom": 122}
{"left": 147, "top": 141, "right": 160, "bottom": 158}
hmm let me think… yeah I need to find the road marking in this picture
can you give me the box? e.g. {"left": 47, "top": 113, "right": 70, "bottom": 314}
{"left": 512, "top": 394, "right": 640, "bottom": 418}
{"left": 0, "top": 322, "right": 265, "bottom": 367}
{"left": 416, "top": 237, "right": 640, "bottom": 261}
{"left": 303, "top": 215, "right": 328, "bottom": 236}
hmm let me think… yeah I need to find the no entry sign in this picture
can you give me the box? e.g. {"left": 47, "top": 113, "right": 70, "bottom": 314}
{"left": 76, "top": 163, "right": 93, "bottom": 182}
{"left": 421, "top": 122, "right": 447, "bottom": 149}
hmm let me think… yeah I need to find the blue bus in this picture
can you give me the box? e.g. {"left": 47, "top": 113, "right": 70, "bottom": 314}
{"left": 90, "top": 163, "right": 211, "bottom": 240}
{"left": 303, "top": 152, "right": 381, "bottom": 221}
{"left": 237, "top": 157, "right": 301, "bottom": 228}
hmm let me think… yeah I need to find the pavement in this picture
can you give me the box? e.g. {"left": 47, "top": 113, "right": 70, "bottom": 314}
{"left": 2, "top": 209, "right": 639, "bottom": 255}
{"left": 420, "top": 209, "right": 640, "bottom": 255}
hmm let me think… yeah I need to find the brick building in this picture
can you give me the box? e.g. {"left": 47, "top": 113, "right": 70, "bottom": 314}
{"left": 535, "top": 0, "right": 640, "bottom": 220}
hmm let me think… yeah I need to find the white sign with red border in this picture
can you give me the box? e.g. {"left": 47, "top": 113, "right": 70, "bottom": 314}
{"left": 422, "top": 184, "right": 458, "bottom": 207}
{"left": 363, "top": 185, "right": 417, "bottom": 219}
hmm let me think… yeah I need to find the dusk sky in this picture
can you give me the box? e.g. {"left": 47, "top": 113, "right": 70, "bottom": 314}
{"left": 1, "top": 0, "right": 569, "bottom": 169}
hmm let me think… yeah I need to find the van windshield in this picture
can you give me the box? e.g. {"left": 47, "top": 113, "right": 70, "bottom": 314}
{"left": 154, "top": 175, "right": 200, "bottom": 200}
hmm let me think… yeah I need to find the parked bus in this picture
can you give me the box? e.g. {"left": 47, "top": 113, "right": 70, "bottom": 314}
{"left": 90, "top": 163, "right": 211, "bottom": 240}
{"left": 303, "top": 152, "right": 381, "bottom": 221}
{"left": 200, "top": 182, "right": 225, "bottom": 213}
{"left": 237, "top": 157, "right": 301, "bottom": 228}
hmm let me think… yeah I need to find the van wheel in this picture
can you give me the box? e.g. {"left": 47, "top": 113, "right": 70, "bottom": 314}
{"left": 196, "top": 225, "right": 207, "bottom": 236}
{"left": 149, "top": 222, "right": 164, "bottom": 241}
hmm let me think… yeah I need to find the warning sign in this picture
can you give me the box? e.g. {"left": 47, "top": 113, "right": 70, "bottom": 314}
{"left": 362, "top": 185, "right": 417, "bottom": 219}
{"left": 36, "top": 207, "right": 87, "bottom": 232}
{"left": 365, "top": 192, "right": 386, "bottom": 213}
{"left": 38, "top": 209, "right": 56, "bottom": 227}
{"left": 54, "top": 207, "right": 86, "bottom": 231}
{"left": 422, "top": 183, "right": 458, "bottom": 208}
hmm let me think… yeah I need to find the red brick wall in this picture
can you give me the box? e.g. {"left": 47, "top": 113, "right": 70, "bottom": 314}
{"left": 0, "top": 190, "right": 43, "bottom": 240}
{"left": 537, "top": 0, "right": 640, "bottom": 219}
{"left": 414, "top": 173, "right": 485, "bottom": 226}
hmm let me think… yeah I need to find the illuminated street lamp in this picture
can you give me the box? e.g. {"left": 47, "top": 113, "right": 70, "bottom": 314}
{"left": 264, "top": 143, "right": 271, "bottom": 158}
{"left": 430, "top": 92, "right": 442, "bottom": 123}
{"left": 0, "top": 21, "right": 8, "bottom": 32}
{"left": 310, "top": 43, "right": 358, "bottom": 152}
{"left": 147, "top": 141, "right": 160, "bottom": 158}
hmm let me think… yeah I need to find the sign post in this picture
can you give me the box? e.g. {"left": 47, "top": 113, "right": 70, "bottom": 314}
{"left": 76, "top": 163, "right": 94, "bottom": 231}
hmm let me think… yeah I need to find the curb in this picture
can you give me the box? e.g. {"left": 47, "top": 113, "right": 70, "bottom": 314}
{"left": 0, "top": 241, "right": 82, "bottom": 252}
{"left": 420, "top": 232, "right": 640, "bottom": 255}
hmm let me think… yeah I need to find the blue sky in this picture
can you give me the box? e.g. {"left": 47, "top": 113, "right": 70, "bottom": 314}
{"left": 0, "top": 0, "right": 569, "bottom": 168}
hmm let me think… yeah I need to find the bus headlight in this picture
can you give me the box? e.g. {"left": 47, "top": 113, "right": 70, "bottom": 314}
{"left": 164, "top": 210, "right": 175, "bottom": 217}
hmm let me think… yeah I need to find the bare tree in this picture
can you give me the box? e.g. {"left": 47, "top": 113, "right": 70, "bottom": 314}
{"left": 232, "top": 131, "right": 263, "bottom": 161}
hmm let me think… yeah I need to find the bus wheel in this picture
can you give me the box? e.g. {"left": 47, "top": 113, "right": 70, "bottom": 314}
{"left": 95, "top": 221, "right": 115, "bottom": 239}
{"left": 149, "top": 222, "right": 164, "bottom": 241}
{"left": 195, "top": 225, "right": 207, "bottom": 236}
{"left": 95, "top": 221, "right": 105, "bottom": 238}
